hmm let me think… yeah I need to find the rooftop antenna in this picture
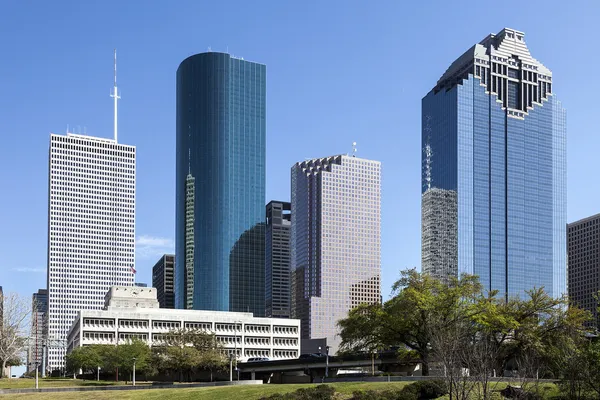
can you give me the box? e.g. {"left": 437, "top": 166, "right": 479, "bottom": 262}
{"left": 352, "top": 142, "right": 357, "bottom": 157}
{"left": 110, "top": 49, "right": 120, "bottom": 142}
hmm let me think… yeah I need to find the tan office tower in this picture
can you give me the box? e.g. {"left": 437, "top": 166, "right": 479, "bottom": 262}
{"left": 291, "top": 154, "right": 381, "bottom": 353}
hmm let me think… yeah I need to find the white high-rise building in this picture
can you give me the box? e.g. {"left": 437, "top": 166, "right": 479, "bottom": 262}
{"left": 291, "top": 154, "right": 381, "bottom": 354}
{"left": 46, "top": 132, "right": 135, "bottom": 371}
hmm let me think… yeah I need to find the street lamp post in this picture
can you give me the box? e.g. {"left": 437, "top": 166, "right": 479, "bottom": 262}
{"left": 41, "top": 344, "right": 46, "bottom": 378}
{"left": 372, "top": 350, "right": 376, "bottom": 376}
{"left": 231, "top": 321, "right": 241, "bottom": 381}
{"left": 325, "top": 346, "right": 330, "bottom": 379}
{"left": 35, "top": 362, "right": 39, "bottom": 389}
{"left": 237, "top": 321, "right": 242, "bottom": 381}
{"left": 97, "top": 366, "right": 100, "bottom": 381}
{"left": 132, "top": 358, "right": 136, "bottom": 386}
{"left": 233, "top": 323, "right": 237, "bottom": 381}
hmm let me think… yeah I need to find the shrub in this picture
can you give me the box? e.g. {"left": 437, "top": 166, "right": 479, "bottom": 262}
{"left": 410, "top": 380, "right": 448, "bottom": 399}
{"left": 350, "top": 390, "right": 403, "bottom": 400}
{"left": 260, "top": 385, "right": 336, "bottom": 400}
{"left": 349, "top": 381, "right": 448, "bottom": 400}
{"left": 350, "top": 390, "right": 380, "bottom": 400}
{"left": 263, "top": 382, "right": 449, "bottom": 400}
{"left": 500, "top": 385, "right": 542, "bottom": 400}
{"left": 392, "top": 380, "right": 448, "bottom": 400}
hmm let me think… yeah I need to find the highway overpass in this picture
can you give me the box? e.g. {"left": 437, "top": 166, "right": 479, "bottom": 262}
{"left": 237, "top": 354, "right": 419, "bottom": 382}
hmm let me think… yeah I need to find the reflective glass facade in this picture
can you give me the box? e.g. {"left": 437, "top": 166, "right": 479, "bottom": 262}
{"left": 421, "top": 28, "right": 566, "bottom": 299}
{"left": 175, "top": 52, "right": 266, "bottom": 315}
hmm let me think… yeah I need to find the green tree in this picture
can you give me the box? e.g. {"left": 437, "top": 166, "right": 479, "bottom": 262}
{"left": 338, "top": 269, "right": 591, "bottom": 382}
{"left": 198, "top": 348, "right": 227, "bottom": 382}
{"left": 189, "top": 330, "right": 228, "bottom": 381}
{"left": 496, "top": 289, "right": 590, "bottom": 376}
{"left": 338, "top": 269, "right": 482, "bottom": 376}
{"left": 65, "top": 345, "right": 102, "bottom": 374}
{"left": 158, "top": 345, "right": 200, "bottom": 382}
{"left": 93, "top": 340, "right": 151, "bottom": 380}
{"left": 98, "top": 344, "right": 119, "bottom": 374}
{"left": 115, "top": 339, "right": 151, "bottom": 379}
{"left": 154, "top": 329, "right": 228, "bottom": 382}
{"left": 582, "top": 339, "right": 600, "bottom": 397}
{"left": 155, "top": 329, "right": 203, "bottom": 382}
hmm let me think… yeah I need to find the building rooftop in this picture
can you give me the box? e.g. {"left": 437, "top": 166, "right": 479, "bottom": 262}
{"left": 436, "top": 28, "right": 551, "bottom": 90}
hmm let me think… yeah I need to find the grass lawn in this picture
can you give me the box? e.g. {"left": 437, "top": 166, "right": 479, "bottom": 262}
{"left": 1, "top": 380, "right": 562, "bottom": 399}
{"left": 2, "top": 381, "right": 412, "bottom": 399}
{"left": 0, "top": 378, "right": 139, "bottom": 389}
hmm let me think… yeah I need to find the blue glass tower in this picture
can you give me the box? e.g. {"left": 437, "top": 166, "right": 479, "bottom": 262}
{"left": 421, "top": 28, "right": 566, "bottom": 299}
{"left": 175, "top": 52, "right": 266, "bottom": 315}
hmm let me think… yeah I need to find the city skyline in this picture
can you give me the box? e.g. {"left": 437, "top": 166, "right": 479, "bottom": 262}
{"left": 1, "top": 2, "right": 599, "bottom": 316}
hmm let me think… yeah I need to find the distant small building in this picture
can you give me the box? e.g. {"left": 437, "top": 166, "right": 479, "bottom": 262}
{"left": 134, "top": 283, "right": 148, "bottom": 288}
{"left": 152, "top": 254, "right": 174, "bottom": 308}
{"left": 266, "top": 201, "right": 291, "bottom": 319}
{"left": 28, "top": 289, "right": 48, "bottom": 372}
{"left": 67, "top": 286, "right": 300, "bottom": 362}
{"left": 568, "top": 214, "right": 600, "bottom": 328}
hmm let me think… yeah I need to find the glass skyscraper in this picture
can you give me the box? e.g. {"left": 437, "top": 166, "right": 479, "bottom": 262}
{"left": 175, "top": 52, "right": 266, "bottom": 315}
{"left": 421, "top": 28, "right": 566, "bottom": 299}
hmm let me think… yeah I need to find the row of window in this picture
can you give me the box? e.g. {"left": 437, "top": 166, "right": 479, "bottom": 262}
{"left": 80, "top": 318, "right": 299, "bottom": 334}
{"left": 51, "top": 135, "right": 135, "bottom": 150}
{"left": 83, "top": 332, "right": 114, "bottom": 341}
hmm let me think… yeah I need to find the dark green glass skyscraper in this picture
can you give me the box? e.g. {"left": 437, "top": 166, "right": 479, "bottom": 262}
{"left": 175, "top": 52, "right": 266, "bottom": 315}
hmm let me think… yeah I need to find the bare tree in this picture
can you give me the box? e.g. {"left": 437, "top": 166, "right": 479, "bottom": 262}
{"left": 511, "top": 349, "right": 545, "bottom": 399}
{"left": 0, "top": 292, "right": 32, "bottom": 377}
{"left": 431, "top": 321, "right": 476, "bottom": 400}
{"left": 459, "top": 334, "right": 497, "bottom": 400}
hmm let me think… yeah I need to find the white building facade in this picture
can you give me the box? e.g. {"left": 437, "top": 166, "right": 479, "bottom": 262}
{"left": 47, "top": 133, "right": 136, "bottom": 371}
{"left": 291, "top": 155, "right": 381, "bottom": 354}
{"left": 67, "top": 287, "right": 300, "bottom": 361}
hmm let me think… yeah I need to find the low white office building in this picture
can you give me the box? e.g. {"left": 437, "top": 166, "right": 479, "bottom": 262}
{"left": 67, "top": 286, "right": 300, "bottom": 361}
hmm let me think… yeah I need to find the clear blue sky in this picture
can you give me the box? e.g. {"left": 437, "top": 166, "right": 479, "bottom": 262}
{"left": 1, "top": 0, "right": 598, "bottom": 305}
